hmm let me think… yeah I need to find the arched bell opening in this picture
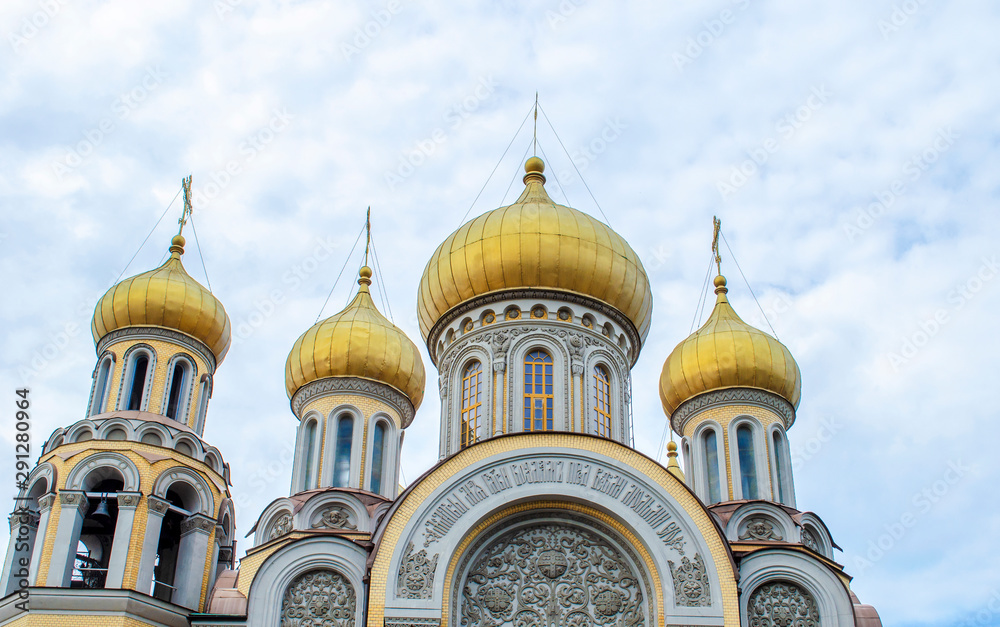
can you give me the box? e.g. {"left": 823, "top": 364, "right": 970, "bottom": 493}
{"left": 72, "top": 476, "right": 123, "bottom": 589}
{"left": 151, "top": 482, "right": 200, "bottom": 603}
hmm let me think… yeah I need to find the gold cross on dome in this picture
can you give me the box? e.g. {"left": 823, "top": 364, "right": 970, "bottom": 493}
{"left": 712, "top": 216, "right": 722, "bottom": 275}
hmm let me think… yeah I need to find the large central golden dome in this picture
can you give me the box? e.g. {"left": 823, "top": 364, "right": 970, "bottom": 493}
{"left": 91, "top": 235, "right": 231, "bottom": 362}
{"left": 417, "top": 157, "right": 652, "bottom": 344}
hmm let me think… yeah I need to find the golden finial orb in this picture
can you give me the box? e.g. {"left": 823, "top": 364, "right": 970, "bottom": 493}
{"left": 525, "top": 156, "right": 545, "bottom": 174}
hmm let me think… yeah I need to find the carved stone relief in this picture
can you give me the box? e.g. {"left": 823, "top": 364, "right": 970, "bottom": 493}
{"left": 280, "top": 569, "right": 356, "bottom": 627}
{"left": 397, "top": 541, "right": 438, "bottom": 600}
{"left": 385, "top": 620, "right": 440, "bottom": 627}
{"left": 739, "top": 518, "right": 783, "bottom": 541}
{"left": 269, "top": 513, "right": 293, "bottom": 540}
{"left": 747, "top": 581, "right": 820, "bottom": 627}
{"left": 668, "top": 553, "right": 712, "bottom": 607}
{"left": 311, "top": 505, "right": 357, "bottom": 530}
{"left": 458, "top": 520, "right": 647, "bottom": 627}
{"left": 800, "top": 528, "right": 819, "bottom": 552}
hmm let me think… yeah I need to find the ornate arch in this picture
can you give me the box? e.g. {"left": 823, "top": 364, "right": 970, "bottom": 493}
{"left": 452, "top": 510, "right": 654, "bottom": 627}
{"left": 152, "top": 465, "right": 215, "bottom": 515}
{"left": 738, "top": 549, "right": 854, "bottom": 627}
{"left": 246, "top": 536, "right": 367, "bottom": 627}
{"left": 64, "top": 451, "right": 140, "bottom": 491}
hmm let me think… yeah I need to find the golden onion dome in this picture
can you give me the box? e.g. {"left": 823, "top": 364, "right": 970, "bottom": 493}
{"left": 91, "top": 235, "right": 231, "bottom": 363}
{"left": 417, "top": 157, "right": 653, "bottom": 346}
{"left": 659, "top": 275, "right": 801, "bottom": 416}
{"left": 285, "top": 267, "right": 426, "bottom": 410}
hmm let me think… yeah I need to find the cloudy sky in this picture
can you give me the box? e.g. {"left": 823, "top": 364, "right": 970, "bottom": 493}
{"left": 2, "top": 0, "right": 998, "bottom": 624}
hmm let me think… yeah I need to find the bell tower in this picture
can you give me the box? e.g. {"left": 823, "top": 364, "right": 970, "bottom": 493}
{"left": 0, "top": 179, "right": 237, "bottom": 621}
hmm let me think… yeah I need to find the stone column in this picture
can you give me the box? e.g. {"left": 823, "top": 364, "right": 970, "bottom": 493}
{"left": 571, "top": 362, "right": 585, "bottom": 433}
{"left": 28, "top": 494, "right": 55, "bottom": 586}
{"left": 104, "top": 492, "right": 141, "bottom": 589}
{"left": 493, "top": 361, "right": 506, "bottom": 436}
{"left": 135, "top": 496, "right": 170, "bottom": 595}
{"left": 172, "top": 513, "right": 215, "bottom": 610}
{"left": 45, "top": 491, "right": 88, "bottom": 587}
{"left": 0, "top": 510, "right": 38, "bottom": 595}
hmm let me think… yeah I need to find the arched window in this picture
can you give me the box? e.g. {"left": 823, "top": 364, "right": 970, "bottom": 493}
{"left": 125, "top": 352, "right": 150, "bottom": 411}
{"left": 704, "top": 430, "right": 722, "bottom": 504}
{"left": 332, "top": 414, "right": 354, "bottom": 488}
{"left": 737, "top": 424, "right": 759, "bottom": 499}
{"left": 89, "top": 357, "right": 112, "bottom": 416}
{"left": 523, "top": 350, "right": 554, "bottom": 432}
{"left": 164, "top": 359, "right": 191, "bottom": 421}
{"left": 370, "top": 421, "right": 386, "bottom": 494}
{"left": 772, "top": 430, "right": 787, "bottom": 504}
{"left": 194, "top": 378, "right": 210, "bottom": 434}
{"left": 460, "top": 361, "right": 483, "bottom": 449}
{"left": 302, "top": 420, "right": 318, "bottom": 490}
{"left": 592, "top": 365, "right": 612, "bottom": 437}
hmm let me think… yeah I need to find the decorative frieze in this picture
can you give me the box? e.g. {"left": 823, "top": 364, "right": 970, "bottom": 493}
{"left": 668, "top": 553, "right": 711, "bottom": 607}
{"left": 670, "top": 387, "right": 796, "bottom": 433}
{"left": 747, "top": 581, "right": 820, "bottom": 627}
{"left": 311, "top": 506, "right": 357, "bottom": 530}
{"left": 396, "top": 542, "right": 438, "bottom": 600}
{"left": 292, "top": 376, "right": 414, "bottom": 426}
{"left": 739, "top": 518, "right": 783, "bottom": 541}
{"left": 98, "top": 326, "right": 216, "bottom": 372}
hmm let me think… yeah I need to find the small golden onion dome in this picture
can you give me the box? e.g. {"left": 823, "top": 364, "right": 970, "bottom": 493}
{"left": 659, "top": 275, "right": 801, "bottom": 416}
{"left": 91, "top": 235, "right": 231, "bottom": 362}
{"left": 285, "top": 266, "right": 426, "bottom": 410}
{"left": 417, "top": 157, "right": 653, "bottom": 344}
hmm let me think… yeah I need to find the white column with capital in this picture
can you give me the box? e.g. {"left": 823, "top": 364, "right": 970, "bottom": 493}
{"left": 0, "top": 510, "right": 37, "bottom": 595}
{"left": 135, "top": 495, "right": 169, "bottom": 595}
{"left": 45, "top": 491, "right": 88, "bottom": 587}
{"left": 104, "top": 491, "right": 141, "bottom": 589}
{"left": 27, "top": 494, "right": 55, "bottom": 586}
{"left": 173, "top": 513, "right": 215, "bottom": 610}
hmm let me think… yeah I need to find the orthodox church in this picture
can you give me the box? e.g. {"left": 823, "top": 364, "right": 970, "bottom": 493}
{"left": 0, "top": 155, "right": 883, "bottom": 627}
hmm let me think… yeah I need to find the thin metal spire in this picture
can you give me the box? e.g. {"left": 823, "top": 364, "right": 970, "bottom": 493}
{"left": 532, "top": 92, "right": 539, "bottom": 156}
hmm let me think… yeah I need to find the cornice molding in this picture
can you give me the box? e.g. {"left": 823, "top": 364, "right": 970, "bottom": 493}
{"left": 671, "top": 387, "right": 796, "bottom": 434}
{"left": 98, "top": 326, "right": 216, "bottom": 372}
{"left": 291, "top": 376, "right": 415, "bottom": 427}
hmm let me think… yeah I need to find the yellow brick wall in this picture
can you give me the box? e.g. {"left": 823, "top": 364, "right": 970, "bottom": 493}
{"left": 5, "top": 614, "right": 162, "bottom": 627}
{"left": 682, "top": 404, "right": 784, "bottom": 501}
{"left": 102, "top": 337, "right": 212, "bottom": 430}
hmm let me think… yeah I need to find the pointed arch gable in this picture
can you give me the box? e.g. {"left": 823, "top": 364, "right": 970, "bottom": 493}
{"left": 369, "top": 433, "right": 739, "bottom": 627}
